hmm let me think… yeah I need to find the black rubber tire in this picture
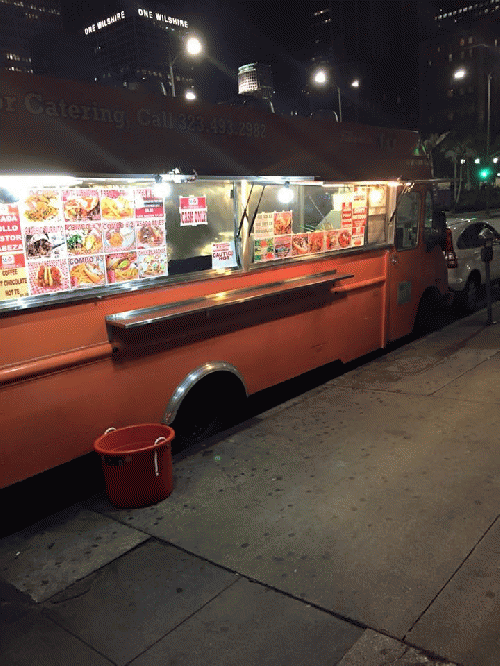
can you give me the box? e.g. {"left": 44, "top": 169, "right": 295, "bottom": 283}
{"left": 413, "top": 291, "right": 439, "bottom": 336}
{"left": 461, "top": 275, "right": 481, "bottom": 313}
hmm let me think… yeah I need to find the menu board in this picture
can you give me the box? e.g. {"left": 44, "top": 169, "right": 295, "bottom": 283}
{"left": 0, "top": 186, "right": 170, "bottom": 305}
{"left": 253, "top": 209, "right": 358, "bottom": 263}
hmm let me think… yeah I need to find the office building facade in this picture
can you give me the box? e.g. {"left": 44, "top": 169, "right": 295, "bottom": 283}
{"left": 80, "top": 2, "right": 196, "bottom": 95}
{"left": 419, "top": 1, "right": 500, "bottom": 136}
{"left": 0, "top": 0, "right": 62, "bottom": 76}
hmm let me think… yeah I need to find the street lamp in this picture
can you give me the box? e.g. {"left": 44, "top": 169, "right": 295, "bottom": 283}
{"left": 168, "top": 35, "right": 203, "bottom": 98}
{"left": 453, "top": 67, "right": 494, "bottom": 211}
{"left": 311, "top": 66, "right": 342, "bottom": 121}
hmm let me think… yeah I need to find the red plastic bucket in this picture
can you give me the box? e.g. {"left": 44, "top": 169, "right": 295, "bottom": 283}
{"left": 94, "top": 424, "right": 175, "bottom": 509}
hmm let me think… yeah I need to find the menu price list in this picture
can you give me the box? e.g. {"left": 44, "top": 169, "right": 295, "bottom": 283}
{"left": 0, "top": 187, "right": 170, "bottom": 303}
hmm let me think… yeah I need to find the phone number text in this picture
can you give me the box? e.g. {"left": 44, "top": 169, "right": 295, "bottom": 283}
{"left": 137, "top": 109, "right": 267, "bottom": 139}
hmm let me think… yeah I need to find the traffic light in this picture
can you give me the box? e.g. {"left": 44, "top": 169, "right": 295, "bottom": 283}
{"left": 478, "top": 166, "right": 493, "bottom": 182}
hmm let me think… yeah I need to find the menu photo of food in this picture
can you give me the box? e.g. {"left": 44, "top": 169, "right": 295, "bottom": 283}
{"left": 103, "top": 221, "right": 135, "bottom": 252}
{"left": 309, "top": 231, "right": 325, "bottom": 253}
{"left": 325, "top": 230, "right": 339, "bottom": 251}
{"left": 274, "top": 211, "right": 292, "bottom": 236}
{"left": 24, "top": 225, "right": 67, "bottom": 260}
{"left": 62, "top": 189, "right": 100, "bottom": 222}
{"left": 338, "top": 229, "right": 352, "bottom": 249}
{"left": 65, "top": 223, "right": 103, "bottom": 255}
{"left": 136, "top": 220, "right": 165, "bottom": 249}
{"left": 21, "top": 190, "right": 61, "bottom": 224}
{"left": 254, "top": 237, "right": 274, "bottom": 262}
{"left": 69, "top": 255, "right": 106, "bottom": 288}
{"left": 138, "top": 248, "right": 168, "bottom": 279}
{"left": 274, "top": 235, "right": 292, "bottom": 260}
{"left": 106, "top": 251, "right": 139, "bottom": 284}
{"left": 101, "top": 189, "right": 134, "bottom": 220}
{"left": 291, "top": 234, "right": 309, "bottom": 256}
{"left": 28, "top": 258, "right": 70, "bottom": 295}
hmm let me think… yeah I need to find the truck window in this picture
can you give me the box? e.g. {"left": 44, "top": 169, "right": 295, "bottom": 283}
{"left": 395, "top": 191, "right": 420, "bottom": 250}
{"left": 249, "top": 182, "right": 388, "bottom": 262}
{"left": 165, "top": 180, "right": 236, "bottom": 275}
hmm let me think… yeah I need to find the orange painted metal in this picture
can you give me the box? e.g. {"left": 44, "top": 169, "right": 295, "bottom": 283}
{"left": 1, "top": 249, "right": 388, "bottom": 488}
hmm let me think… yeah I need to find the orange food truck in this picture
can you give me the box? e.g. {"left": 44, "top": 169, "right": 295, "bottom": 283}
{"left": 0, "top": 71, "right": 449, "bottom": 489}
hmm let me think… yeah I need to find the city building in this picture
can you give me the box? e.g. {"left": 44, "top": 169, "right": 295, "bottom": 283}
{"left": 0, "top": 0, "right": 62, "bottom": 76}
{"left": 306, "top": 0, "right": 432, "bottom": 127}
{"left": 77, "top": 1, "right": 199, "bottom": 96}
{"left": 237, "top": 62, "right": 274, "bottom": 110}
{"left": 419, "top": 1, "right": 500, "bottom": 140}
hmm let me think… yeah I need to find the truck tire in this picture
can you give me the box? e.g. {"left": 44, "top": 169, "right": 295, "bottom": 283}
{"left": 461, "top": 274, "right": 481, "bottom": 313}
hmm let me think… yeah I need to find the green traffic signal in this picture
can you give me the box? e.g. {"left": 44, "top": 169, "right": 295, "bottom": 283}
{"left": 479, "top": 167, "right": 492, "bottom": 181}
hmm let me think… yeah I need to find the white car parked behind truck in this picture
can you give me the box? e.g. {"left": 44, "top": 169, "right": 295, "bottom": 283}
{"left": 445, "top": 216, "right": 500, "bottom": 311}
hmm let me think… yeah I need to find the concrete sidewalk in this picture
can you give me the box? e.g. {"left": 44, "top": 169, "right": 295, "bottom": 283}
{"left": 2, "top": 304, "right": 500, "bottom": 665}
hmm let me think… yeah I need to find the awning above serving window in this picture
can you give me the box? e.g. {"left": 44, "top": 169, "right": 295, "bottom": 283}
{"left": 0, "top": 72, "right": 431, "bottom": 182}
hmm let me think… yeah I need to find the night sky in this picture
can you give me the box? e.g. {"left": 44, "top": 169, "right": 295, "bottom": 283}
{"left": 62, "top": 1, "right": 437, "bottom": 120}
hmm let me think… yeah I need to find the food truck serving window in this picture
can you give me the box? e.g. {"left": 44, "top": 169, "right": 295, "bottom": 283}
{"left": 248, "top": 182, "right": 388, "bottom": 262}
{"left": 0, "top": 176, "right": 238, "bottom": 309}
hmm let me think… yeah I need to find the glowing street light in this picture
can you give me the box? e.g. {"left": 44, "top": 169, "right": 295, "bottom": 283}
{"left": 311, "top": 66, "right": 342, "bottom": 121}
{"left": 185, "top": 89, "right": 196, "bottom": 101}
{"left": 169, "top": 35, "right": 203, "bottom": 98}
{"left": 313, "top": 69, "right": 328, "bottom": 85}
{"left": 453, "top": 68, "right": 466, "bottom": 80}
{"left": 351, "top": 79, "right": 360, "bottom": 88}
{"left": 186, "top": 36, "right": 202, "bottom": 56}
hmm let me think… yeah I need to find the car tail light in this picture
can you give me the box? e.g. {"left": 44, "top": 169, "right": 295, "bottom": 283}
{"left": 444, "top": 228, "right": 457, "bottom": 268}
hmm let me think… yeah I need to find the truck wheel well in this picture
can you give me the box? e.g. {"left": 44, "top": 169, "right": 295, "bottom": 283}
{"left": 165, "top": 367, "right": 248, "bottom": 447}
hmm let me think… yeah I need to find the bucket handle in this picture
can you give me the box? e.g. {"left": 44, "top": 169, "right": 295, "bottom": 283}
{"left": 102, "top": 429, "right": 167, "bottom": 477}
{"left": 153, "top": 436, "right": 167, "bottom": 477}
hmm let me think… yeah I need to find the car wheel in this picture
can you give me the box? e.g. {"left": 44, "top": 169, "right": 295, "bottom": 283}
{"left": 462, "top": 275, "right": 481, "bottom": 312}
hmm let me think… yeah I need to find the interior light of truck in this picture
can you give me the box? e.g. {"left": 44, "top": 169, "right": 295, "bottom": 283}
{"left": 278, "top": 182, "right": 294, "bottom": 203}
{"left": 369, "top": 187, "right": 384, "bottom": 206}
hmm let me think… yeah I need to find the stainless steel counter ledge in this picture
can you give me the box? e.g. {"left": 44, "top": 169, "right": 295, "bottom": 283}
{"left": 105, "top": 269, "right": 354, "bottom": 330}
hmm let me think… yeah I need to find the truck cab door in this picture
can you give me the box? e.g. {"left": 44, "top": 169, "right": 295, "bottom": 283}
{"left": 388, "top": 189, "right": 423, "bottom": 341}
